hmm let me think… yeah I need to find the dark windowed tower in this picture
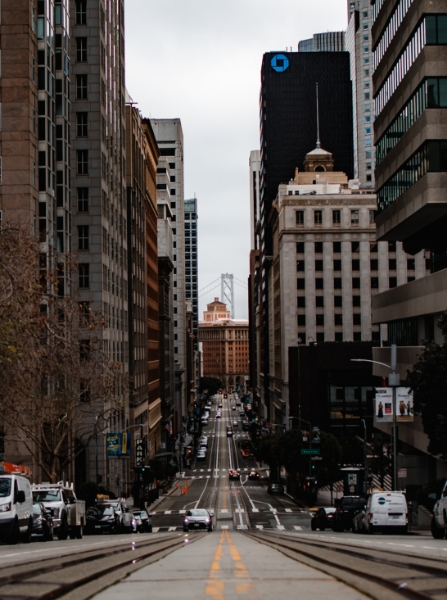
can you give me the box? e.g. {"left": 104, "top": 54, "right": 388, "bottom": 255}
{"left": 184, "top": 198, "right": 198, "bottom": 351}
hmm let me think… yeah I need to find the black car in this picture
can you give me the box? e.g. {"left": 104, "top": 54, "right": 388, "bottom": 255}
{"left": 267, "top": 482, "right": 285, "bottom": 495}
{"left": 242, "top": 422, "right": 250, "bottom": 431}
{"left": 183, "top": 509, "right": 213, "bottom": 532}
{"left": 248, "top": 470, "right": 260, "bottom": 480}
{"left": 333, "top": 496, "right": 367, "bottom": 531}
{"left": 229, "top": 469, "right": 240, "bottom": 480}
{"left": 31, "top": 502, "right": 54, "bottom": 541}
{"left": 311, "top": 507, "right": 336, "bottom": 531}
{"left": 85, "top": 504, "right": 119, "bottom": 534}
{"left": 133, "top": 509, "right": 152, "bottom": 533}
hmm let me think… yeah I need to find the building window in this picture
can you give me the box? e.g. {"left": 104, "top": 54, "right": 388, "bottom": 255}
{"left": 315, "top": 260, "right": 323, "bottom": 271}
{"left": 352, "top": 241, "right": 360, "bottom": 252}
{"left": 76, "top": 74, "right": 88, "bottom": 99}
{"left": 351, "top": 210, "right": 359, "bottom": 224}
{"left": 77, "top": 112, "right": 88, "bottom": 137}
{"left": 352, "top": 259, "right": 360, "bottom": 271}
{"left": 297, "top": 296, "right": 306, "bottom": 308}
{"left": 333, "top": 259, "right": 342, "bottom": 271}
{"left": 389, "top": 277, "right": 398, "bottom": 288}
{"left": 371, "top": 277, "right": 379, "bottom": 288}
{"left": 334, "top": 314, "right": 343, "bottom": 326}
{"left": 79, "top": 263, "right": 90, "bottom": 288}
{"left": 370, "top": 259, "right": 378, "bottom": 271}
{"left": 353, "top": 295, "right": 361, "bottom": 307}
{"left": 335, "top": 332, "right": 343, "bottom": 341}
{"left": 315, "top": 242, "right": 323, "bottom": 253}
{"left": 296, "top": 210, "right": 304, "bottom": 225}
{"left": 76, "top": 37, "right": 87, "bottom": 62}
{"left": 296, "top": 242, "right": 305, "bottom": 253}
{"left": 314, "top": 210, "right": 322, "bottom": 224}
{"left": 389, "top": 258, "right": 397, "bottom": 271}
{"left": 316, "top": 314, "right": 324, "bottom": 326}
{"left": 353, "top": 314, "right": 361, "bottom": 326}
{"left": 352, "top": 277, "right": 361, "bottom": 289}
{"left": 333, "top": 241, "right": 341, "bottom": 253}
{"left": 316, "top": 296, "right": 324, "bottom": 308}
{"left": 315, "top": 278, "right": 324, "bottom": 290}
{"left": 370, "top": 241, "right": 378, "bottom": 253}
{"left": 77, "top": 187, "right": 89, "bottom": 212}
{"left": 334, "top": 296, "right": 342, "bottom": 307}
{"left": 332, "top": 210, "right": 341, "bottom": 224}
{"left": 353, "top": 332, "right": 362, "bottom": 341}
{"left": 297, "top": 260, "right": 305, "bottom": 272}
{"left": 407, "top": 258, "right": 415, "bottom": 270}
{"left": 77, "top": 150, "right": 88, "bottom": 175}
{"left": 297, "top": 278, "right": 305, "bottom": 290}
{"left": 334, "top": 278, "right": 342, "bottom": 289}
{"left": 76, "top": 0, "right": 87, "bottom": 24}
{"left": 297, "top": 314, "right": 306, "bottom": 326}
{"left": 78, "top": 225, "right": 89, "bottom": 251}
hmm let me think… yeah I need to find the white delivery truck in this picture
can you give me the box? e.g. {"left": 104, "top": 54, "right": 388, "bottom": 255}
{"left": 431, "top": 480, "right": 447, "bottom": 539}
{"left": 0, "top": 469, "right": 33, "bottom": 544}
{"left": 364, "top": 491, "right": 408, "bottom": 534}
{"left": 32, "top": 482, "right": 86, "bottom": 540}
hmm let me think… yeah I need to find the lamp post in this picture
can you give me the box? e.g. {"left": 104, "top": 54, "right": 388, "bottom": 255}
{"left": 360, "top": 419, "right": 368, "bottom": 494}
{"left": 351, "top": 344, "right": 400, "bottom": 491}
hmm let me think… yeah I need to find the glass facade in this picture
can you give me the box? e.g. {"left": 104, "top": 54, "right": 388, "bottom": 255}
{"left": 376, "top": 78, "right": 447, "bottom": 166}
{"left": 373, "top": 0, "right": 415, "bottom": 70}
{"left": 377, "top": 140, "right": 447, "bottom": 212}
{"left": 388, "top": 318, "right": 419, "bottom": 346}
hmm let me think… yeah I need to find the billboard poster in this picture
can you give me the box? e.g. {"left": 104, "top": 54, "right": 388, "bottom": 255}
{"left": 107, "top": 432, "right": 131, "bottom": 457}
{"left": 374, "top": 387, "right": 414, "bottom": 424}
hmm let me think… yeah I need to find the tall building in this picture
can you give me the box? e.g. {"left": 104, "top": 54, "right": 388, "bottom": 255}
{"left": 249, "top": 151, "right": 261, "bottom": 251}
{"left": 199, "top": 299, "right": 249, "bottom": 393}
{"left": 256, "top": 50, "right": 354, "bottom": 421}
{"left": 298, "top": 31, "right": 345, "bottom": 53}
{"left": 70, "top": 0, "right": 129, "bottom": 491}
{"left": 184, "top": 198, "right": 198, "bottom": 350}
{"left": 346, "top": 0, "right": 375, "bottom": 188}
{"left": 370, "top": 0, "right": 447, "bottom": 480}
{"left": 151, "top": 119, "right": 188, "bottom": 435}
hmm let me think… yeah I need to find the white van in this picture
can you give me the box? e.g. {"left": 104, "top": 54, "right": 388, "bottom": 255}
{"left": 0, "top": 474, "right": 33, "bottom": 544}
{"left": 364, "top": 491, "right": 408, "bottom": 534}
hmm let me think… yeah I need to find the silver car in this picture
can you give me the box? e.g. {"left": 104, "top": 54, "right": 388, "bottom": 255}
{"left": 183, "top": 509, "right": 213, "bottom": 532}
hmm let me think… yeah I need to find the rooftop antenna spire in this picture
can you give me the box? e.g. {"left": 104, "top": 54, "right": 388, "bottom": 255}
{"left": 316, "top": 82, "right": 321, "bottom": 149}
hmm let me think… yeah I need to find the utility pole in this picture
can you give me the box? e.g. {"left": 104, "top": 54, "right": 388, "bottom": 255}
{"left": 388, "top": 344, "right": 400, "bottom": 490}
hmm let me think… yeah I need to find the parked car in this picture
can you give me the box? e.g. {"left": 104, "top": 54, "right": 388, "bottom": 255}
{"left": 363, "top": 491, "right": 408, "bottom": 534}
{"left": 183, "top": 509, "right": 213, "bottom": 532}
{"left": 199, "top": 438, "right": 208, "bottom": 448}
{"left": 201, "top": 417, "right": 209, "bottom": 426}
{"left": 85, "top": 504, "right": 120, "bottom": 534}
{"left": 267, "top": 483, "right": 285, "bottom": 495}
{"left": 229, "top": 469, "right": 240, "bottom": 480}
{"left": 248, "top": 470, "right": 260, "bottom": 480}
{"left": 310, "top": 507, "right": 336, "bottom": 531}
{"left": 239, "top": 411, "right": 245, "bottom": 418}
{"left": 333, "top": 496, "right": 367, "bottom": 532}
{"left": 0, "top": 473, "right": 33, "bottom": 544}
{"left": 133, "top": 509, "right": 152, "bottom": 533}
{"left": 197, "top": 449, "right": 207, "bottom": 461}
{"left": 242, "top": 421, "right": 250, "bottom": 431}
{"left": 432, "top": 480, "right": 447, "bottom": 538}
{"left": 31, "top": 502, "right": 54, "bottom": 541}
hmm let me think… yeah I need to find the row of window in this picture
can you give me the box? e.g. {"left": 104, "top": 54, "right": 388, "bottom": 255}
{"left": 296, "top": 241, "right": 398, "bottom": 253}
{"left": 297, "top": 277, "right": 399, "bottom": 290}
{"left": 299, "top": 295, "right": 361, "bottom": 308}
{"left": 298, "top": 314, "right": 363, "bottom": 326}
{"left": 373, "top": 0, "right": 415, "bottom": 70}
{"left": 376, "top": 78, "right": 447, "bottom": 166}
{"left": 297, "top": 258, "right": 414, "bottom": 271}
{"left": 378, "top": 140, "right": 447, "bottom": 212}
{"left": 296, "top": 209, "right": 376, "bottom": 226}
{"left": 298, "top": 331, "right": 379, "bottom": 343}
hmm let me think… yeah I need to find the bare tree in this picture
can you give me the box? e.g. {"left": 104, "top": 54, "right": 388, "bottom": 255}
{"left": 0, "top": 223, "right": 126, "bottom": 482}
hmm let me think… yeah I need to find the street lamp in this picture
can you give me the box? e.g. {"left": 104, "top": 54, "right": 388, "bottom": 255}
{"left": 351, "top": 344, "right": 400, "bottom": 490}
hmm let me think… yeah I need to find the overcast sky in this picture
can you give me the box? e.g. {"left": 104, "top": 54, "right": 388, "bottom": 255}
{"left": 125, "top": 0, "right": 348, "bottom": 319}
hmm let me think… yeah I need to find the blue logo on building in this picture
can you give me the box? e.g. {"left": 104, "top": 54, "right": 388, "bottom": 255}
{"left": 271, "top": 54, "right": 289, "bottom": 73}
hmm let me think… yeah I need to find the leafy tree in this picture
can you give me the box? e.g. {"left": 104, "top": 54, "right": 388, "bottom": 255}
{"left": 340, "top": 435, "right": 364, "bottom": 466}
{"left": 199, "top": 377, "right": 222, "bottom": 395}
{"left": 406, "top": 312, "right": 447, "bottom": 459}
{"left": 315, "top": 432, "right": 342, "bottom": 486}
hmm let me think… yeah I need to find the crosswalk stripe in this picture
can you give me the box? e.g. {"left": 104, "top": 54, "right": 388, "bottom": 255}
{"left": 152, "top": 527, "right": 160, "bottom": 533}
{"left": 251, "top": 508, "right": 259, "bottom": 513}
{"left": 168, "top": 526, "right": 177, "bottom": 532}
{"left": 256, "top": 525, "right": 264, "bottom": 530}
{"left": 277, "top": 525, "right": 285, "bottom": 530}
{"left": 285, "top": 509, "right": 292, "bottom": 513}
{"left": 221, "top": 525, "right": 229, "bottom": 529}
{"left": 164, "top": 511, "right": 172, "bottom": 514}
{"left": 294, "top": 526, "right": 302, "bottom": 530}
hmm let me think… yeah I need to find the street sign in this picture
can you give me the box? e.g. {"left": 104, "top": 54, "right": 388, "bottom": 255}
{"left": 398, "top": 468, "right": 407, "bottom": 478}
{"left": 301, "top": 448, "right": 320, "bottom": 456}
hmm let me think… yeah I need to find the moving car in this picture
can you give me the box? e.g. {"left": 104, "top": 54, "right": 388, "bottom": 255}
{"left": 133, "top": 509, "right": 152, "bottom": 533}
{"left": 197, "top": 449, "right": 207, "bottom": 460}
{"left": 201, "top": 416, "right": 209, "bottom": 426}
{"left": 239, "top": 411, "right": 245, "bottom": 418}
{"left": 226, "top": 427, "right": 233, "bottom": 437}
{"left": 333, "top": 496, "right": 367, "bottom": 532}
{"left": 229, "top": 469, "right": 241, "bottom": 480}
{"left": 233, "top": 420, "right": 238, "bottom": 427}
{"left": 267, "top": 483, "right": 285, "bottom": 495}
{"left": 242, "top": 421, "right": 250, "bottom": 431}
{"left": 85, "top": 504, "right": 119, "bottom": 534}
{"left": 218, "top": 403, "right": 223, "bottom": 408}
{"left": 248, "top": 470, "right": 260, "bottom": 480}
{"left": 199, "top": 438, "right": 208, "bottom": 448}
{"left": 363, "top": 491, "right": 407, "bottom": 534}
{"left": 31, "top": 502, "right": 54, "bottom": 541}
{"left": 216, "top": 412, "right": 222, "bottom": 419}
{"left": 310, "top": 507, "right": 336, "bottom": 531}
{"left": 241, "top": 448, "right": 253, "bottom": 459}
{"left": 183, "top": 509, "right": 213, "bottom": 532}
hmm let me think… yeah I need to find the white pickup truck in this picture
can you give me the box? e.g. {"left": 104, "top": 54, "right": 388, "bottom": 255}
{"left": 32, "top": 482, "right": 86, "bottom": 540}
{"left": 431, "top": 480, "right": 447, "bottom": 539}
